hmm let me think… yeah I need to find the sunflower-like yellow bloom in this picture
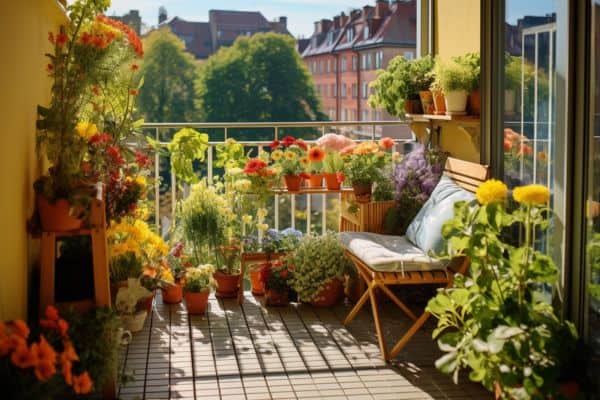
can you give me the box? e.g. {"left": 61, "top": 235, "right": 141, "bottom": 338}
{"left": 513, "top": 184, "right": 550, "bottom": 205}
{"left": 475, "top": 179, "right": 508, "bottom": 205}
{"left": 75, "top": 121, "right": 98, "bottom": 141}
{"left": 284, "top": 150, "right": 297, "bottom": 161}
{"left": 271, "top": 149, "right": 284, "bottom": 161}
{"left": 300, "top": 157, "right": 309, "bottom": 167}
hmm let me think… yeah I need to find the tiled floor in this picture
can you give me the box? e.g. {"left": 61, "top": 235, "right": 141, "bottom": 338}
{"left": 118, "top": 291, "right": 490, "bottom": 400}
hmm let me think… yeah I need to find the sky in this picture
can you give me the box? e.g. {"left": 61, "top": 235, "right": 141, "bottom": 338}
{"left": 106, "top": 0, "right": 371, "bottom": 38}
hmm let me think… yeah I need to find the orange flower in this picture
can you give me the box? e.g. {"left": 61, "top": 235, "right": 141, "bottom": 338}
{"left": 9, "top": 333, "right": 26, "bottom": 349}
{"left": 503, "top": 139, "right": 512, "bottom": 152}
{"left": 378, "top": 137, "right": 395, "bottom": 149}
{"left": 56, "top": 32, "right": 67, "bottom": 47}
{"left": 0, "top": 321, "right": 6, "bottom": 337}
{"left": 45, "top": 305, "right": 60, "bottom": 321}
{"left": 130, "top": 89, "right": 138, "bottom": 96}
{"left": 518, "top": 143, "right": 533, "bottom": 157}
{"left": 0, "top": 336, "right": 12, "bottom": 357}
{"left": 12, "top": 320, "right": 30, "bottom": 339}
{"left": 91, "top": 86, "right": 101, "bottom": 96}
{"left": 72, "top": 371, "right": 94, "bottom": 394}
{"left": 130, "top": 63, "right": 139, "bottom": 71}
{"left": 10, "top": 343, "right": 36, "bottom": 369}
{"left": 31, "top": 336, "right": 57, "bottom": 365}
{"left": 307, "top": 146, "right": 325, "bottom": 162}
{"left": 61, "top": 359, "right": 73, "bottom": 385}
{"left": 34, "top": 360, "right": 56, "bottom": 382}
{"left": 57, "top": 319, "right": 69, "bottom": 338}
{"left": 61, "top": 341, "right": 79, "bottom": 362}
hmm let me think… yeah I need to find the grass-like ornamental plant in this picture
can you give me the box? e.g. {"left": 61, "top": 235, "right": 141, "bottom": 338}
{"left": 427, "top": 181, "right": 578, "bottom": 399}
{"left": 287, "top": 233, "right": 353, "bottom": 302}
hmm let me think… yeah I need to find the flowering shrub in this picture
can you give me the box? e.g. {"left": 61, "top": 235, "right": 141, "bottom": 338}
{"left": 243, "top": 228, "right": 303, "bottom": 254}
{"left": 344, "top": 140, "right": 392, "bottom": 185}
{"left": 427, "top": 181, "right": 577, "bottom": 399}
{"left": 183, "top": 264, "right": 217, "bottom": 293}
{"left": 306, "top": 145, "right": 326, "bottom": 173}
{"left": 243, "top": 156, "right": 279, "bottom": 197}
{"left": 288, "top": 233, "right": 353, "bottom": 302}
{"left": 0, "top": 306, "right": 94, "bottom": 399}
{"left": 260, "top": 262, "right": 294, "bottom": 292}
{"left": 269, "top": 136, "right": 309, "bottom": 176}
{"left": 503, "top": 128, "right": 548, "bottom": 187}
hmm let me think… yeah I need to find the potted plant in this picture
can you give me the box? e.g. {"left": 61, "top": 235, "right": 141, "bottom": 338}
{"left": 316, "top": 134, "right": 356, "bottom": 190}
{"left": 160, "top": 255, "right": 185, "bottom": 304}
{"left": 429, "top": 81, "right": 446, "bottom": 115}
{"left": 215, "top": 240, "right": 242, "bottom": 298}
{"left": 269, "top": 136, "right": 309, "bottom": 191}
{"left": 453, "top": 52, "right": 480, "bottom": 115}
{"left": 427, "top": 181, "right": 579, "bottom": 399}
{"left": 433, "top": 58, "right": 472, "bottom": 115}
{"left": 289, "top": 233, "right": 353, "bottom": 307}
{"left": 368, "top": 55, "right": 434, "bottom": 116}
{"left": 182, "top": 264, "right": 216, "bottom": 314}
{"left": 115, "top": 278, "right": 152, "bottom": 332}
{"left": 306, "top": 145, "right": 326, "bottom": 188}
{"left": 344, "top": 139, "right": 393, "bottom": 203}
{"left": 261, "top": 261, "right": 294, "bottom": 306}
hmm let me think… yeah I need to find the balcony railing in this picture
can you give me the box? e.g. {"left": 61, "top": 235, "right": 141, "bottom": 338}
{"left": 140, "top": 120, "right": 413, "bottom": 237}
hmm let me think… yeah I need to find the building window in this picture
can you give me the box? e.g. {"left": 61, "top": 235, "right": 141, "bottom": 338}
{"left": 327, "top": 31, "right": 334, "bottom": 45}
{"left": 217, "top": 30, "right": 223, "bottom": 38}
{"left": 352, "top": 83, "right": 358, "bottom": 98}
{"left": 361, "top": 54, "right": 366, "bottom": 70}
{"left": 375, "top": 51, "right": 383, "bottom": 69}
{"left": 329, "top": 109, "right": 335, "bottom": 119}
{"left": 341, "top": 56, "right": 347, "bottom": 72}
{"left": 366, "top": 53, "right": 373, "bottom": 70}
{"left": 403, "top": 51, "right": 414, "bottom": 60}
{"left": 346, "top": 27, "right": 354, "bottom": 42}
{"left": 341, "top": 83, "right": 347, "bottom": 98}
{"left": 326, "top": 59, "right": 330, "bottom": 73}
{"left": 352, "top": 55, "right": 358, "bottom": 71}
{"left": 324, "top": 84, "right": 328, "bottom": 97}
{"left": 319, "top": 60, "right": 324, "bottom": 73}
{"left": 342, "top": 109, "right": 349, "bottom": 121}
{"left": 331, "top": 84, "right": 337, "bottom": 97}
{"left": 361, "top": 82, "right": 368, "bottom": 99}
{"left": 361, "top": 110, "right": 369, "bottom": 121}
{"left": 363, "top": 25, "right": 369, "bottom": 39}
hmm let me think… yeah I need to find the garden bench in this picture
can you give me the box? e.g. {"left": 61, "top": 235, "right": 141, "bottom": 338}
{"left": 340, "top": 157, "right": 489, "bottom": 361}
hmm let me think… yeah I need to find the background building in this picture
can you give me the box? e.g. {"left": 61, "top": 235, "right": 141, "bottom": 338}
{"left": 302, "top": 0, "right": 416, "bottom": 138}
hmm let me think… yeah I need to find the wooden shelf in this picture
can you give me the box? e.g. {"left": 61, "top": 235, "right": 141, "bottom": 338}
{"left": 270, "top": 187, "right": 354, "bottom": 195}
{"left": 405, "top": 113, "right": 480, "bottom": 123}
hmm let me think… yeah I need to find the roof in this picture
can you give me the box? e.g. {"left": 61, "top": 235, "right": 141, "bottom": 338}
{"left": 209, "top": 10, "right": 270, "bottom": 28}
{"left": 353, "top": 1, "right": 416, "bottom": 49}
{"left": 165, "top": 17, "right": 212, "bottom": 59}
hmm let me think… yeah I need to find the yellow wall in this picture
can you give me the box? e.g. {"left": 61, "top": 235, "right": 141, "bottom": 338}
{"left": 431, "top": 0, "right": 481, "bottom": 163}
{"left": 0, "top": 1, "right": 67, "bottom": 320}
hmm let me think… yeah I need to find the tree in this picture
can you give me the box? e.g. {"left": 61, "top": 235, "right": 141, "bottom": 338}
{"left": 136, "top": 27, "right": 198, "bottom": 125}
{"left": 196, "top": 33, "right": 326, "bottom": 129}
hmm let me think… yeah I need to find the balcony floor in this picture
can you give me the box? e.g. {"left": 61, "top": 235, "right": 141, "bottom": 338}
{"left": 118, "top": 292, "right": 489, "bottom": 400}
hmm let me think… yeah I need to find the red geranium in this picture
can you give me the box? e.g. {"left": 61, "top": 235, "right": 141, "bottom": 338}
{"left": 281, "top": 136, "right": 296, "bottom": 147}
{"left": 336, "top": 172, "right": 346, "bottom": 183}
{"left": 244, "top": 158, "right": 267, "bottom": 174}
{"left": 135, "top": 150, "right": 151, "bottom": 168}
{"left": 107, "top": 146, "right": 124, "bottom": 165}
{"left": 295, "top": 139, "right": 308, "bottom": 151}
{"left": 89, "top": 133, "right": 112, "bottom": 145}
{"left": 270, "top": 139, "right": 280, "bottom": 149}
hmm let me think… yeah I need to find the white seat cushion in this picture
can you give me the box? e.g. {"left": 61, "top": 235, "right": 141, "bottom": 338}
{"left": 339, "top": 232, "right": 445, "bottom": 273}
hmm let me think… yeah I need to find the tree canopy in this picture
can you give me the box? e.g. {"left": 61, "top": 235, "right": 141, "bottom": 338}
{"left": 136, "top": 27, "right": 198, "bottom": 124}
{"left": 196, "top": 33, "right": 326, "bottom": 123}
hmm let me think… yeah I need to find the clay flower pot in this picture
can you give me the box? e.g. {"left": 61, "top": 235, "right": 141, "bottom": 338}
{"left": 137, "top": 292, "right": 155, "bottom": 313}
{"left": 324, "top": 173, "right": 341, "bottom": 190}
{"left": 432, "top": 90, "right": 446, "bottom": 115}
{"left": 265, "top": 289, "right": 289, "bottom": 306}
{"left": 284, "top": 175, "right": 303, "bottom": 192}
{"left": 468, "top": 88, "right": 481, "bottom": 116}
{"left": 352, "top": 182, "right": 372, "bottom": 203}
{"left": 307, "top": 173, "right": 324, "bottom": 188}
{"left": 249, "top": 268, "right": 265, "bottom": 296}
{"left": 419, "top": 90, "right": 435, "bottom": 114}
{"left": 311, "top": 278, "right": 344, "bottom": 307}
{"left": 403, "top": 99, "right": 423, "bottom": 114}
{"left": 161, "top": 283, "right": 183, "bottom": 304}
{"left": 184, "top": 290, "right": 210, "bottom": 315}
{"left": 36, "top": 194, "right": 83, "bottom": 232}
{"left": 214, "top": 270, "right": 241, "bottom": 298}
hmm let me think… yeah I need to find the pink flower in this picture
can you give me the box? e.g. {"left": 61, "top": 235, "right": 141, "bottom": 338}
{"left": 317, "top": 133, "right": 356, "bottom": 152}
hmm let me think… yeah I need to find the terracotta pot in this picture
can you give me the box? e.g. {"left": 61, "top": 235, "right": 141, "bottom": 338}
{"left": 558, "top": 381, "right": 580, "bottom": 399}
{"left": 184, "top": 290, "right": 210, "bottom": 314}
{"left": 324, "top": 173, "right": 341, "bottom": 190}
{"left": 36, "top": 194, "right": 83, "bottom": 232}
{"left": 418, "top": 90, "right": 435, "bottom": 114}
{"left": 284, "top": 175, "right": 303, "bottom": 192}
{"left": 352, "top": 182, "right": 372, "bottom": 203}
{"left": 249, "top": 268, "right": 265, "bottom": 296}
{"left": 468, "top": 88, "right": 481, "bottom": 116}
{"left": 161, "top": 283, "right": 183, "bottom": 304}
{"left": 214, "top": 271, "right": 241, "bottom": 298}
{"left": 432, "top": 91, "right": 446, "bottom": 115}
{"left": 403, "top": 99, "right": 423, "bottom": 114}
{"left": 265, "top": 289, "right": 289, "bottom": 306}
{"left": 444, "top": 90, "right": 468, "bottom": 115}
{"left": 307, "top": 173, "right": 324, "bottom": 188}
{"left": 121, "top": 311, "right": 147, "bottom": 333}
{"left": 311, "top": 278, "right": 344, "bottom": 307}
{"left": 137, "top": 292, "right": 155, "bottom": 313}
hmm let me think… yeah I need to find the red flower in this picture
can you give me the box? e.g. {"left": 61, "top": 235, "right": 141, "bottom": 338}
{"left": 281, "top": 136, "right": 296, "bottom": 147}
{"left": 129, "top": 89, "right": 138, "bottom": 96}
{"left": 503, "top": 139, "right": 512, "bottom": 152}
{"left": 270, "top": 139, "right": 280, "bottom": 149}
{"left": 244, "top": 159, "right": 267, "bottom": 174}
{"left": 135, "top": 150, "right": 151, "bottom": 168}
{"left": 299, "top": 172, "right": 310, "bottom": 180}
{"left": 379, "top": 137, "right": 395, "bottom": 149}
{"left": 336, "top": 172, "right": 346, "bottom": 183}
{"left": 48, "top": 32, "right": 54, "bottom": 44}
{"left": 91, "top": 86, "right": 101, "bottom": 96}
{"left": 280, "top": 269, "right": 289, "bottom": 278}
{"left": 45, "top": 63, "right": 54, "bottom": 73}
{"left": 57, "top": 319, "right": 69, "bottom": 338}
{"left": 130, "top": 64, "right": 139, "bottom": 71}
{"left": 107, "top": 146, "right": 124, "bottom": 165}
{"left": 80, "top": 32, "right": 92, "bottom": 45}
{"left": 45, "top": 305, "right": 60, "bottom": 321}
{"left": 295, "top": 139, "right": 308, "bottom": 151}
{"left": 89, "top": 133, "right": 112, "bottom": 145}
{"left": 56, "top": 32, "right": 67, "bottom": 47}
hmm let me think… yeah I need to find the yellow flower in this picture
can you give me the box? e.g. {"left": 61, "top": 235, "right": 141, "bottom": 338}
{"left": 476, "top": 179, "right": 508, "bottom": 205}
{"left": 392, "top": 151, "right": 402, "bottom": 161}
{"left": 226, "top": 138, "right": 237, "bottom": 145}
{"left": 300, "top": 157, "right": 309, "bottom": 167}
{"left": 256, "top": 223, "right": 269, "bottom": 232}
{"left": 271, "top": 150, "right": 284, "bottom": 161}
{"left": 242, "top": 215, "right": 253, "bottom": 224}
{"left": 513, "top": 184, "right": 550, "bottom": 205}
{"left": 227, "top": 167, "right": 243, "bottom": 176}
{"left": 234, "top": 178, "right": 252, "bottom": 192}
{"left": 257, "top": 208, "right": 268, "bottom": 220}
{"left": 134, "top": 176, "right": 146, "bottom": 189}
{"left": 75, "top": 121, "right": 98, "bottom": 141}
{"left": 284, "top": 150, "right": 297, "bottom": 161}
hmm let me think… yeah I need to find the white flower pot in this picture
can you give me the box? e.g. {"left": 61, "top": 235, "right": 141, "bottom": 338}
{"left": 121, "top": 310, "right": 147, "bottom": 333}
{"left": 444, "top": 90, "right": 468, "bottom": 115}
{"left": 504, "top": 89, "right": 516, "bottom": 115}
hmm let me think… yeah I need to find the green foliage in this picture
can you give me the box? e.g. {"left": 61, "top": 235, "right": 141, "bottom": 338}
{"left": 262, "top": 263, "right": 294, "bottom": 292}
{"left": 452, "top": 52, "right": 480, "bottom": 91}
{"left": 136, "top": 28, "right": 198, "bottom": 123}
{"left": 288, "top": 233, "right": 353, "bottom": 302}
{"left": 368, "top": 55, "right": 435, "bottom": 117}
{"left": 168, "top": 128, "right": 209, "bottom": 184}
{"left": 322, "top": 151, "right": 344, "bottom": 174}
{"left": 433, "top": 58, "right": 473, "bottom": 93}
{"left": 109, "top": 252, "right": 143, "bottom": 282}
{"left": 427, "top": 198, "right": 578, "bottom": 398}
{"left": 184, "top": 264, "right": 217, "bottom": 292}
{"left": 196, "top": 33, "right": 326, "bottom": 125}
{"left": 588, "top": 233, "right": 600, "bottom": 303}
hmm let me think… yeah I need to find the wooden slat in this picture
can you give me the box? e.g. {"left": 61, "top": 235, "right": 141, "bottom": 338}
{"left": 444, "top": 157, "right": 489, "bottom": 181}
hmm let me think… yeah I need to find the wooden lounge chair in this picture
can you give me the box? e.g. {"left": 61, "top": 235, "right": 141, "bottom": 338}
{"left": 340, "top": 157, "right": 489, "bottom": 361}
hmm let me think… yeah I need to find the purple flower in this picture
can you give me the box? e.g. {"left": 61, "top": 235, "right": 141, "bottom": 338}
{"left": 393, "top": 145, "right": 445, "bottom": 202}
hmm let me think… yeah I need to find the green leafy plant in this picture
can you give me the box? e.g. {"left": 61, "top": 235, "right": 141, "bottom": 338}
{"left": 588, "top": 233, "right": 600, "bottom": 305}
{"left": 427, "top": 181, "right": 578, "bottom": 399}
{"left": 288, "top": 233, "right": 353, "bottom": 302}
{"left": 452, "top": 52, "right": 480, "bottom": 91}
{"left": 344, "top": 141, "right": 389, "bottom": 186}
{"left": 322, "top": 151, "right": 345, "bottom": 174}
{"left": 433, "top": 58, "right": 472, "bottom": 93}
{"left": 369, "top": 55, "right": 435, "bottom": 117}
{"left": 168, "top": 128, "right": 209, "bottom": 184}
{"left": 260, "top": 261, "right": 294, "bottom": 292}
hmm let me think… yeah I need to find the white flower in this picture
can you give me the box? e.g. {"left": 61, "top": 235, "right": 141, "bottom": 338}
{"left": 234, "top": 178, "right": 252, "bottom": 192}
{"left": 227, "top": 167, "right": 243, "bottom": 176}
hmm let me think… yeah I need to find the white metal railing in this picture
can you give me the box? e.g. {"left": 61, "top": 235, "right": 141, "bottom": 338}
{"left": 139, "top": 120, "right": 413, "bottom": 237}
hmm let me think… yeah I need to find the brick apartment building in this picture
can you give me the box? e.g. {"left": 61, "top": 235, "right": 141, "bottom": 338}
{"left": 302, "top": 0, "right": 416, "bottom": 138}
{"left": 156, "top": 8, "right": 291, "bottom": 59}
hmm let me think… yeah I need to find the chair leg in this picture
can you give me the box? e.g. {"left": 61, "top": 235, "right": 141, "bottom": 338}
{"left": 388, "top": 311, "right": 431, "bottom": 360}
{"left": 368, "top": 281, "right": 388, "bottom": 361}
{"left": 344, "top": 288, "right": 370, "bottom": 326}
{"left": 376, "top": 283, "right": 418, "bottom": 321}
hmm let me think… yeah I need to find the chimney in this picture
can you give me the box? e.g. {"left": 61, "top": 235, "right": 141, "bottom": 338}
{"left": 279, "top": 16, "right": 287, "bottom": 29}
{"left": 340, "top": 12, "right": 349, "bottom": 26}
{"left": 314, "top": 21, "right": 321, "bottom": 34}
{"left": 375, "top": 0, "right": 390, "bottom": 18}
{"left": 350, "top": 9, "right": 361, "bottom": 20}
{"left": 158, "top": 6, "right": 167, "bottom": 24}
{"left": 362, "top": 5, "right": 373, "bottom": 19}
{"left": 333, "top": 15, "right": 341, "bottom": 29}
